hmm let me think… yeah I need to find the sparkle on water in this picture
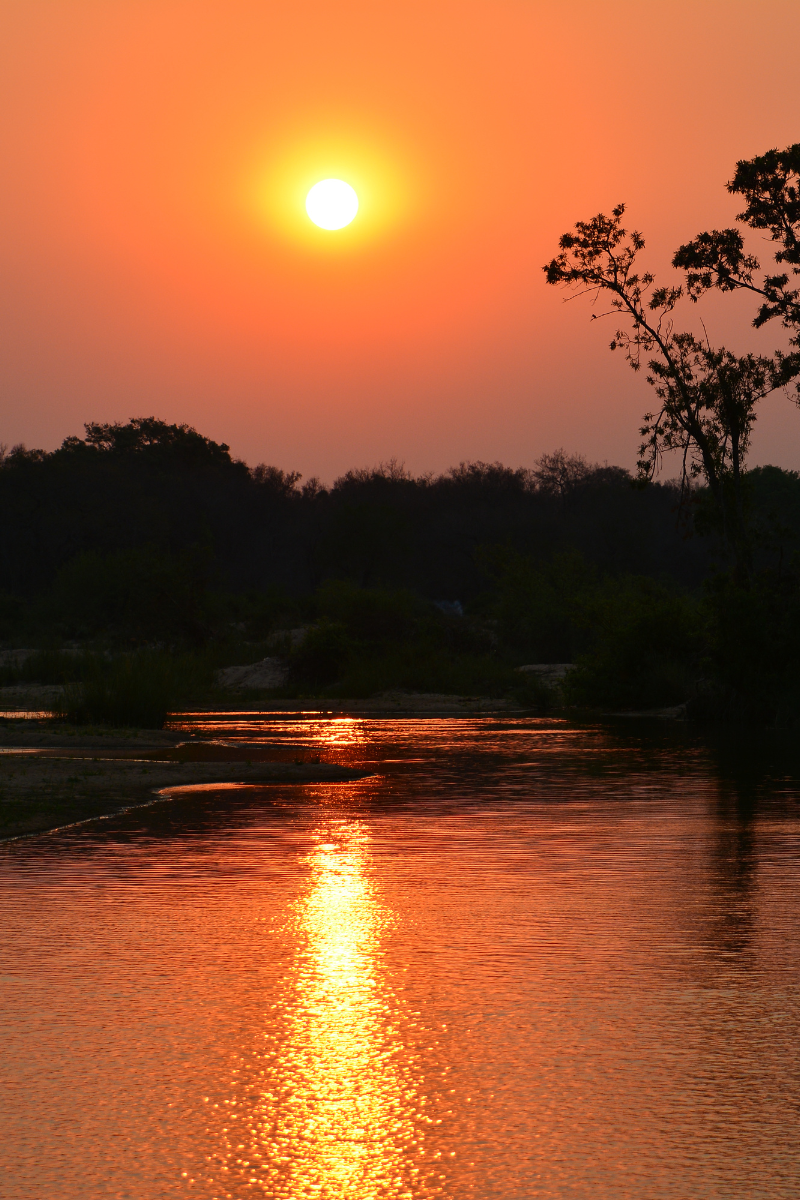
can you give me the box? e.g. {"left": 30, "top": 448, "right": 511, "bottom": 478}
{"left": 2, "top": 714, "right": 800, "bottom": 1199}
{"left": 305, "top": 178, "right": 359, "bottom": 229}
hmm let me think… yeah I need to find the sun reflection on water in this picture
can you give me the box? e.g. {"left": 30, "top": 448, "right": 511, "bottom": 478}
{"left": 205, "top": 820, "right": 432, "bottom": 1199}
{"left": 314, "top": 717, "right": 365, "bottom": 748}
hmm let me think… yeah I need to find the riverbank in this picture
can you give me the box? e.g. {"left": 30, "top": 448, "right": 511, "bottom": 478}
{"left": 179, "top": 690, "right": 523, "bottom": 715}
{"left": 0, "top": 721, "right": 371, "bottom": 840}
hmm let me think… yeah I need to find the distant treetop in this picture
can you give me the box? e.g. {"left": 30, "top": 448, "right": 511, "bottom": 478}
{"left": 58, "top": 417, "right": 244, "bottom": 473}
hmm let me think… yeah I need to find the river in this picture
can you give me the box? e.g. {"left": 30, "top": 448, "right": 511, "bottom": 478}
{"left": 2, "top": 714, "right": 799, "bottom": 1199}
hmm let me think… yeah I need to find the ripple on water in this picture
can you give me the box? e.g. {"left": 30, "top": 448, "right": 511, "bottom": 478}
{"left": 1, "top": 716, "right": 799, "bottom": 1199}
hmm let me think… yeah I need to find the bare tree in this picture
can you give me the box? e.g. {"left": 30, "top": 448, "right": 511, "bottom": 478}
{"left": 532, "top": 449, "right": 591, "bottom": 500}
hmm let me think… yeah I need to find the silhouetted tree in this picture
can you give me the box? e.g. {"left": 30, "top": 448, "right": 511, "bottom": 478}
{"left": 544, "top": 204, "right": 789, "bottom": 579}
{"left": 674, "top": 143, "right": 800, "bottom": 395}
{"left": 63, "top": 416, "right": 246, "bottom": 472}
{"left": 6, "top": 414, "right": 796, "bottom": 637}
{"left": 532, "top": 449, "right": 591, "bottom": 501}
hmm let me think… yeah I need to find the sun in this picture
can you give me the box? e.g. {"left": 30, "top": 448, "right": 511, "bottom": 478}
{"left": 305, "top": 179, "right": 359, "bottom": 230}
{"left": 251, "top": 135, "right": 414, "bottom": 248}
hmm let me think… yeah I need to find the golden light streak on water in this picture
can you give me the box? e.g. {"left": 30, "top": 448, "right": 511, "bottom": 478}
{"left": 206, "top": 821, "right": 428, "bottom": 1199}
{"left": 4, "top": 717, "right": 800, "bottom": 1199}
{"left": 313, "top": 717, "right": 366, "bottom": 747}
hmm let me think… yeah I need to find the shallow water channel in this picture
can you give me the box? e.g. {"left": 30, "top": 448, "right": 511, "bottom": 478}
{"left": 2, "top": 714, "right": 800, "bottom": 1199}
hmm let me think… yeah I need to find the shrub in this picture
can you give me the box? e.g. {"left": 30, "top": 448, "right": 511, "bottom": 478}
{"left": 61, "top": 651, "right": 210, "bottom": 728}
{"left": 565, "top": 576, "right": 702, "bottom": 709}
{"left": 315, "top": 579, "right": 421, "bottom": 642}
{"left": 701, "top": 569, "right": 800, "bottom": 723}
{"left": 328, "top": 644, "right": 517, "bottom": 699}
{"left": 286, "top": 621, "right": 355, "bottom": 689}
{"left": 44, "top": 546, "right": 209, "bottom": 642}
{"left": 490, "top": 550, "right": 597, "bottom": 662}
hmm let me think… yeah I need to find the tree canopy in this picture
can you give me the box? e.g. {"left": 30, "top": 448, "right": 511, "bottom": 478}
{"left": 544, "top": 144, "right": 800, "bottom": 579}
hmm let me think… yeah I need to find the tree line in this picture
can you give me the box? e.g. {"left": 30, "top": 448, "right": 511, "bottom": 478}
{"left": 0, "top": 419, "right": 720, "bottom": 636}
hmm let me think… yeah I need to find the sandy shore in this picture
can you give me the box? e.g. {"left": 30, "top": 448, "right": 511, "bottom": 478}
{"left": 0, "top": 722, "right": 371, "bottom": 840}
{"left": 0, "top": 692, "right": 529, "bottom": 840}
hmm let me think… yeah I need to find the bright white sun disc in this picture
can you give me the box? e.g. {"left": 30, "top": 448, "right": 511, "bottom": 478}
{"left": 305, "top": 179, "right": 359, "bottom": 230}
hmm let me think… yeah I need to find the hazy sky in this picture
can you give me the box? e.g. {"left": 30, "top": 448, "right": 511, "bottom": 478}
{"left": 1, "top": 0, "right": 799, "bottom": 479}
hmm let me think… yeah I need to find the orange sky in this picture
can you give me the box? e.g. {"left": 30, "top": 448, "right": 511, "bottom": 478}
{"left": 1, "top": 0, "right": 799, "bottom": 478}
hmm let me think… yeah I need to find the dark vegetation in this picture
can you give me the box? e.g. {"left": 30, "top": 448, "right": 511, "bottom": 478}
{"left": 545, "top": 143, "right": 800, "bottom": 583}
{"left": 1, "top": 419, "right": 799, "bottom": 726}
{"left": 2, "top": 144, "right": 799, "bottom": 727}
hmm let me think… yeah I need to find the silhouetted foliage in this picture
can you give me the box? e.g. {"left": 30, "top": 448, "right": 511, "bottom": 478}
{"left": 674, "top": 143, "right": 800, "bottom": 390}
{"left": 564, "top": 576, "right": 702, "bottom": 710}
{"left": 539, "top": 143, "right": 800, "bottom": 717}
{"left": 544, "top": 205, "right": 789, "bottom": 578}
{"left": 61, "top": 650, "right": 211, "bottom": 728}
{"left": 531, "top": 449, "right": 592, "bottom": 500}
{"left": 2, "top": 415, "right": 800, "bottom": 722}
{"left": 690, "top": 569, "right": 800, "bottom": 724}
{"left": 284, "top": 581, "right": 509, "bottom": 699}
{"left": 43, "top": 546, "right": 209, "bottom": 642}
{"left": 488, "top": 550, "right": 597, "bottom": 663}
{"left": 0, "top": 418, "right": 715, "bottom": 628}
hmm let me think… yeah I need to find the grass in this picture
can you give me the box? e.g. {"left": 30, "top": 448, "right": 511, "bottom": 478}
{"left": 0, "top": 647, "right": 98, "bottom": 687}
{"left": 0, "top": 640, "right": 278, "bottom": 728}
{"left": 59, "top": 651, "right": 214, "bottom": 728}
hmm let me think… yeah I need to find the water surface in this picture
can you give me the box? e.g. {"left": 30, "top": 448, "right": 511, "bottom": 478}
{"left": 2, "top": 716, "right": 799, "bottom": 1199}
